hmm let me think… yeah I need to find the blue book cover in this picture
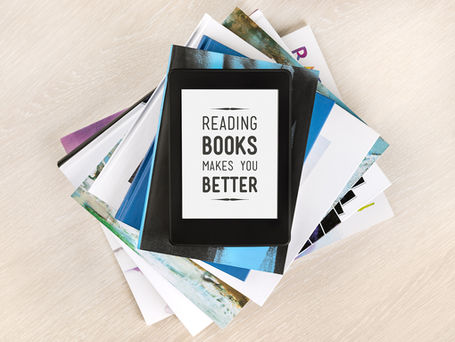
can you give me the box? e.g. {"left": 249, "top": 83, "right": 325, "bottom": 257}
{"left": 305, "top": 92, "right": 333, "bottom": 157}
{"left": 197, "top": 35, "right": 246, "bottom": 58}
{"left": 115, "top": 139, "right": 155, "bottom": 230}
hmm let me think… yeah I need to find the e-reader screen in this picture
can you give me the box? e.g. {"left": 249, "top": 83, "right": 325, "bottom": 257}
{"left": 181, "top": 89, "right": 278, "bottom": 219}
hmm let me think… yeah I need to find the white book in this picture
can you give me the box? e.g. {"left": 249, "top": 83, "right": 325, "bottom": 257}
{"left": 194, "top": 259, "right": 282, "bottom": 306}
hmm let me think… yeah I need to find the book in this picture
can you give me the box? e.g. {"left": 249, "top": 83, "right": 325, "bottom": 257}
{"left": 299, "top": 163, "right": 391, "bottom": 254}
{"left": 223, "top": 8, "right": 354, "bottom": 116}
{"left": 249, "top": 9, "right": 295, "bottom": 56}
{"left": 281, "top": 25, "right": 341, "bottom": 98}
{"left": 268, "top": 20, "right": 392, "bottom": 249}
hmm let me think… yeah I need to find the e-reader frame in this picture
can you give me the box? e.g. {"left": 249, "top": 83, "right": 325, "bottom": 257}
{"left": 168, "top": 69, "right": 291, "bottom": 246}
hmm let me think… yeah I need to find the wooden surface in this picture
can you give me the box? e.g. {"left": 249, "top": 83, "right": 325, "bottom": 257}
{"left": 1, "top": 0, "right": 454, "bottom": 340}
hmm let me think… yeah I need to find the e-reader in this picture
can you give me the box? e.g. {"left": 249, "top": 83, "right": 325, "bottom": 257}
{"left": 168, "top": 69, "right": 291, "bottom": 246}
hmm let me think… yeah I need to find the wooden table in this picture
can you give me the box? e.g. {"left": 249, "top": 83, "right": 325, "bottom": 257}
{"left": 1, "top": 1, "right": 454, "bottom": 340}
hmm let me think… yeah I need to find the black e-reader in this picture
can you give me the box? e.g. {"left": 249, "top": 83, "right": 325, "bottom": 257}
{"left": 168, "top": 69, "right": 291, "bottom": 246}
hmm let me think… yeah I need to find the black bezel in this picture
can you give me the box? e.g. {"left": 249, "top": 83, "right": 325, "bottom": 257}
{"left": 168, "top": 69, "right": 291, "bottom": 246}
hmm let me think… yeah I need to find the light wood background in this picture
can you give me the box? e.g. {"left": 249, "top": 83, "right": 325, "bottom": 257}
{"left": 1, "top": 0, "right": 454, "bottom": 340}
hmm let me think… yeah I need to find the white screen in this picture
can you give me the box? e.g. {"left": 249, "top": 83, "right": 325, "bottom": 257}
{"left": 181, "top": 89, "right": 278, "bottom": 219}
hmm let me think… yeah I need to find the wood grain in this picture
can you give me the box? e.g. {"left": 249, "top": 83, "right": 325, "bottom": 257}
{"left": 1, "top": 0, "right": 454, "bottom": 340}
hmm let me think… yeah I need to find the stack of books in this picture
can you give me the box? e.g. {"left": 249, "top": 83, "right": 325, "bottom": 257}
{"left": 58, "top": 8, "right": 393, "bottom": 336}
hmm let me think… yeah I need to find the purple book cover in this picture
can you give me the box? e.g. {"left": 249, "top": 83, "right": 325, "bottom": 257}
{"left": 60, "top": 109, "right": 126, "bottom": 153}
